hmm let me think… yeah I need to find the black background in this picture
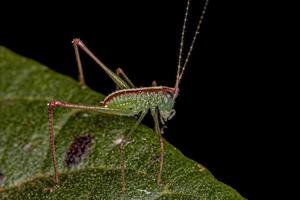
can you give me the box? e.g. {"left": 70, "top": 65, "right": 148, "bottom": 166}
{"left": 0, "top": 1, "right": 281, "bottom": 199}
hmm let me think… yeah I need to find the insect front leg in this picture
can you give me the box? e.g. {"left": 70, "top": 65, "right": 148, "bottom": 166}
{"left": 47, "top": 100, "right": 130, "bottom": 188}
{"left": 150, "top": 108, "right": 164, "bottom": 186}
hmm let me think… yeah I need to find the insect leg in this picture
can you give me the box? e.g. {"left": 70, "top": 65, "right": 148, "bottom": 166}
{"left": 150, "top": 108, "right": 164, "bottom": 186}
{"left": 73, "top": 40, "right": 85, "bottom": 86}
{"left": 119, "top": 111, "right": 147, "bottom": 192}
{"left": 48, "top": 100, "right": 131, "bottom": 186}
{"left": 72, "top": 38, "right": 130, "bottom": 90}
{"left": 116, "top": 68, "right": 135, "bottom": 88}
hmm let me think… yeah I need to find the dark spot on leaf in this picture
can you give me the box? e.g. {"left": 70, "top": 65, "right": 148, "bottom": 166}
{"left": 0, "top": 171, "right": 4, "bottom": 185}
{"left": 64, "top": 135, "right": 93, "bottom": 168}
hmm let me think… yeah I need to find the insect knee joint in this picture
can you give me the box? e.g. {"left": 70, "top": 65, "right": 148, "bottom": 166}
{"left": 47, "top": 100, "right": 66, "bottom": 110}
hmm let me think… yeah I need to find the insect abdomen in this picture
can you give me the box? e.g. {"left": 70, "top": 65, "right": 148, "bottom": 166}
{"left": 103, "top": 86, "right": 175, "bottom": 115}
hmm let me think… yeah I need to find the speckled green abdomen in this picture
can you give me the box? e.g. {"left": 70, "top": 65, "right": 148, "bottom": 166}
{"left": 102, "top": 86, "right": 176, "bottom": 121}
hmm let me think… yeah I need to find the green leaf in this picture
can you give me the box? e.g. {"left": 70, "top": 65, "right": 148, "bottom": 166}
{"left": 0, "top": 46, "right": 245, "bottom": 199}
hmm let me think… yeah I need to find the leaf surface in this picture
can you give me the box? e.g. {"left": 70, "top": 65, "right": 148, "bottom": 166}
{"left": 0, "top": 46, "right": 245, "bottom": 199}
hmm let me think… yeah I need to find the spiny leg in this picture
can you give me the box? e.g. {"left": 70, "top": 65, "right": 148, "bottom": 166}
{"left": 150, "top": 108, "right": 164, "bottom": 186}
{"left": 48, "top": 100, "right": 131, "bottom": 186}
{"left": 119, "top": 111, "right": 147, "bottom": 193}
{"left": 72, "top": 38, "right": 130, "bottom": 90}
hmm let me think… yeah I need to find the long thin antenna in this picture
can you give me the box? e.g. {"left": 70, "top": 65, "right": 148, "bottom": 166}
{"left": 177, "top": 0, "right": 191, "bottom": 85}
{"left": 174, "top": 0, "right": 209, "bottom": 98}
{"left": 181, "top": 0, "right": 209, "bottom": 73}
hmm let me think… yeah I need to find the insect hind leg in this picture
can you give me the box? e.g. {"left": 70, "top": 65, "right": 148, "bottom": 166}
{"left": 47, "top": 100, "right": 131, "bottom": 187}
{"left": 72, "top": 38, "right": 130, "bottom": 90}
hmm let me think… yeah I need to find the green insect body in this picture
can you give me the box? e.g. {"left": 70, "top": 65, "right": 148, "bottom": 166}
{"left": 102, "top": 86, "right": 176, "bottom": 122}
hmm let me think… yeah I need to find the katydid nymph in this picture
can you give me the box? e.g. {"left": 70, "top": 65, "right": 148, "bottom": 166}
{"left": 47, "top": 0, "right": 209, "bottom": 192}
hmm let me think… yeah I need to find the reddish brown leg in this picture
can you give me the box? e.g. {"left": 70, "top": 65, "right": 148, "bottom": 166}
{"left": 72, "top": 38, "right": 129, "bottom": 90}
{"left": 47, "top": 100, "right": 129, "bottom": 186}
{"left": 73, "top": 40, "right": 85, "bottom": 86}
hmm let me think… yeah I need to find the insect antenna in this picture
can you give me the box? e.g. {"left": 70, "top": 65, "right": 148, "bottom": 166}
{"left": 174, "top": 0, "right": 209, "bottom": 98}
{"left": 176, "top": 0, "right": 191, "bottom": 91}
